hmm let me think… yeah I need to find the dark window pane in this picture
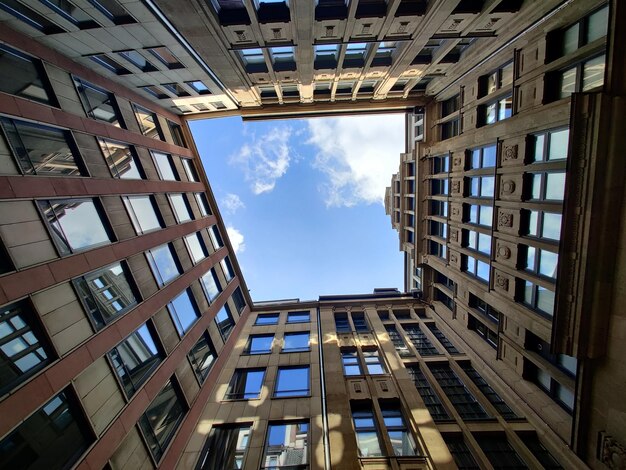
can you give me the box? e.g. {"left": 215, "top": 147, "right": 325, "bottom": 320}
{"left": 232, "top": 287, "right": 246, "bottom": 313}
{"left": 429, "top": 364, "right": 491, "bottom": 420}
{"left": 97, "top": 138, "right": 143, "bottom": 179}
{"left": 197, "top": 425, "right": 251, "bottom": 470}
{"left": 188, "top": 333, "right": 217, "bottom": 383}
{"left": 73, "top": 77, "right": 124, "bottom": 127}
{"left": 215, "top": 304, "right": 235, "bottom": 341}
{"left": 474, "top": 434, "right": 527, "bottom": 468}
{"left": 274, "top": 366, "right": 309, "bottom": 397}
{"left": 444, "top": 435, "right": 480, "bottom": 470}
{"left": 521, "top": 434, "right": 562, "bottom": 469}
{"left": 168, "top": 289, "right": 200, "bottom": 336}
{"left": 147, "top": 46, "right": 183, "bottom": 69}
{"left": 209, "top": 225, "right": 224, "bottom": 249}
{"left": 108, "top": 323, "right": 162, "bottom": 397}
{"left": 334, "top": 313, "right": 350, "bottom": 332}
{"left": 352, "top": 312, "right": 368, "bottom": 331}
{"left": 287, "top": 311, "right": 309, "bottom": 323}
{"left": 200, "top": 268, "right": 222, "bottom": 303}
{"left": 255, "top": 313, "right": 279, "bottom": 325}
{"left": 87, "top": 0, "right": 135, "bottom": 24}
{"left": 0, "top": 44, "right": 53, "bottom": 104}
{"left": 262, "top": 422, "right": 309, "bottom": 469}
{"left": 195, "top": 193, "right": 212, "bottom": 217}
{"left": 0, "top": 0, "right": 64, "bottom": 34}
{"left": 0, "top": 241, "right": 12, "bottom": 274}
{"left": 226, "top": 368, "right": 265, "bottom": 399}
{"left": 407, "top": 365, "right": 451, "bottom": 422}
{"left": 404, "top": 325, "right": 440, "bottom": 356}
{"left": 461, "top": 363, "right": 518, "bottom": 420}
{"left": 133, "top": 104, "right": 164, "bottom": 140}
{"left": 283, "top": 332, "right": 309, "bottom": 352}
{"left": 182, "top": 158, "right": 199, "bottom": 181}
{"left": 169, "top": 121, "right": 187, "bottom": 147}
{"left": 220, "top": 257, "right": 235, "bottom": 282}
{"left": 247, "top": 334, "right": 273, "bottom": 354}
{"left": 146, "top": 243, "right": 181, "bottom": 286}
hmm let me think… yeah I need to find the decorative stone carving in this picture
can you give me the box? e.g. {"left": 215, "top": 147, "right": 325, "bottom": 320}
{"left": 397, "top": 22, "right": 409, "bottom": 34}
{"left": 451, "top": 180, "right": 461, "bottom": 194}
{"left": 498, "top": 212, "right": 513, "bottom": 228}
{"left": 325, "top": 26, "right": 334, "bottom": 37}
{"left": 600, "top": 433, "right": 626, "bottom": 469}
{"left": 235, "top": 30, "right": 247, "bottom": 42}
{"left": 450, "top": 231, "right": 458, "bottom": 242}
{"left": 495, "top": 273, "right": 509, "bottom": 290}
{"left": 501, "top": 180, "right": 516, "bottom": 195}
{"left": 451, "top": 206, "right": 460, "bottom": 216}
{"left": 362, "top": 23, "right": 371, "bottom": 34}
{"left": 503, "top": 144, "right": 519, "bottom": 161}
{"left": 497, "top": 244, "right": 512, "bottom": 260}
{"left": 450, "top": 253, "right": 458, "bottom": 264}
{"left": 271, "top": 28, "right": 282, "bottom": 39}
{"left": 453, "top": 156, "right": 462, "bottom": 167}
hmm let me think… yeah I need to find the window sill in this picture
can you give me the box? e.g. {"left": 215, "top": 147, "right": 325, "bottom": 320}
{"left": 281, "top": 348, "right": 311, "bottom": 354}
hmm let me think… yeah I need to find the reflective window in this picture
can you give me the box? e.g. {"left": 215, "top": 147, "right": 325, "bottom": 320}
{"left": 188, "top": 332, "right": 217, "bottom": 383}
{"left": 89, "top": 54, "right": 130, "bottom": 75}
{"left": 404, "top": 325, "right": 440, "bottom": 356}
{"left": 469, "top": 145, "right": 496, "bottom": 169}
{"left": 525, "top": 210, "right": 562, "bottom": 241}
{"left": 146, "top": 243, "right": 181, "bottom": 286}
{"left": 197, "top": 425, "right": 251, "bottom": 470}
{"left": 256, "top": 313, "right": 279, "bottom": 325}
{"left": 342, "top": 351, "right": 362, "bottom": 376}
{"left": 468, "top": 176, "right": 495, "bottom": 198}
{"left": 215, "top": 304, "right": 235, "bottom": 341}
{"left": 429, "top": 363, "right": 491, "bottom": 420}
{"left": 274, "top": 366, "right": 309, "bottom": 397}
{"left": 283, "top": 331, "right": 310, "bottom": 353}
{"left": 529, "top": 172, "right": 566, "bottom": 201}
{"left": 200, "top": 268, "right": 222, "bottom": 303}
{"left": 431, "top": 154, "right": 450, "bottom": 174}
{"left": 431, "top": 178, "right": 449, "bottom": 195}
{"left": 195, "top": 193, "right": 212, "bottom": 217}
{"left": 464, "top": 255, "right": 490, "bottom": 283}
{"left": 147, "top": 46, "right": 184, "bottom": 69}
{"left": 221, "top": 256, "right": 235, "bottom": 282}
{"left": 555, "top": 5, "right": 608, "bottom": 57}
{"left": 381, "top": 405, "right": 417, "bottom": 456}
{"left": 87, "top": 0, "right": 134, "bottom": 24}
{"left": 117, "top": 50, "right": 157, "bottom": 72}
{"left": 231, "top": 287, "right": 246, "bottom": 314}
{"left": 407, "top": 365, "right": 451, "bottom": 421}
{"left": 123, "top": 195, "right": 162, "bottom": 234}
{"left": 168, "top": 121, "right": 187, "bottom": 147}
{"left": 152, "top": 151, "right": 178, "bottom": 181}
{"left": 262, "top": 422, "right": 309, "bottom": 469}
{"left": 0, "top": 44, "right": 53, "bottom": 104}
{"left": 181, "top": 158, "right": 199, "bottom": 182}
{"left": 445, "top": 435, "right": 479, "bottom": 469}
{"left": 0, "top": 0, "right": 64, "bottom": 34}
{"left": 138, "top": 378, "right": 186, "bottom": 461}
{"left": 532, "top": 128, "right": 570, "bottom": 162}
{"left": 352, "top": 406, "right": 383, "bottom": 457}
{"left": 170, "top": 193, "right": 193, "bottom": 223}
{"left": 40, "top": 0, "right": 97, "bottom": 28}
{"left": 133, "top": 104, "right": 164, "bottom": 140}
{"left": 461, "top": 363, "right": 518, "bottom": 420}
{"left": 73, "top": 77, "right": 124, "bottom": 127}
{"left": 74, "top": 261, "right": 138, "bottom": 329}
{"left": 522, "top": 434, "right": 562, "bottom": 469}
{"left": 467, "top": 204, "right": 493, "bottom": 226}
{"left": 481, "top": 96, "right": 512, "bottom": 125}
{"left": 525, "top": 246, "right": 559, "bottom": 279}
{"left": 226, "top": 368, "right": 265, "bottom": 399}
{"left": 363, "top": 350, "right": 386, "bottom": 375}
{"left": 38, "top": 198, "right": 111, "bottom": 255}
{"left": 184, "top": 232, "right": 208, "bottom": 264}
{"left": 108, "top": 322, "right": 162, "bottom": 397}
{"left": 480, "top": 62, "right": 513, "bottom": 97}
{"left": 97, "top": 138, "right": 143, "bottom": 179}
{"left": 334, "top": 312, "right": 350, "bottom": 333}
{"left": 427, "top": 324, "right": 460, "bottom": 355}
{"left": 168, "top": 289, "right": 200, "bottom": 336}
{"left": 287, "top": 311, "right": 309, "bottom": 323}
{"left": 522, "top": 281, "right": 555, "bottom": 317}
{"left": 465, "top": 230, "right": 491, "bottom": 255}
{"left": 246, "top": 334, "right": 273, "bottom": 354}
{"left": 0, "top": 300, "right": 53, "bottom": 395}
{"left": 187, "top": 80, "right": 211, "bottom": 95}
{"left": 209, "top": 225, "right": 224, "bottom": 249}
{"left": 1, "top": 118, "right": 84, "bottom": 176}
{"left": 0, "top": 389, "right": 92, "bottom": 468}
{"left": 352, "top": 312, "right": 369, "bottom": 332}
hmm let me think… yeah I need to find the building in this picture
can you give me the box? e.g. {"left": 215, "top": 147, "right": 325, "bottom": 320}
{"left": 0, "top": 0, "right": 624, "bottom": 469}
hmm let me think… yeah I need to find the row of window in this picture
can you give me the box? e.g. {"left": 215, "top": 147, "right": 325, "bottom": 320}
{"left": 225, "top": 365, "right": 310, "bottom": 400}
{"left": 254, "top": 310, "right": 310, "bottom": 326}
{"left": 245, "top": 331, "right": 310, "bottom": 354}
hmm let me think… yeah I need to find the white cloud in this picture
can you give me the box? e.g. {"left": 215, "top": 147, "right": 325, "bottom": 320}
{"left": 226, "top": 226, "right": 245, "bottom": 253}
{"left": 222, "top": 193, "right": 245, "bottom": 214}
{"left": 307, "top": 114, "right": 405, "bottom": 207}
{"left": 230, "top": 127, "right": 292, "bottom": 195}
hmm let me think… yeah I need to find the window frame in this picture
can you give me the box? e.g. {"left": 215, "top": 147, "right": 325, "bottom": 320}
{"left": 72, "top": 76, "right": 125, "bottom": 127}
{"left": 132, "top": 103, "right": 165, "bottom": 140}
{"left": 225, "top": 367, "right": 266, "bottom": 400}
{"left": 123, "top": 195, "right": 164, "bottom": 235}
{"left": 167, "top": 288, "right": 201, "bottom": 337}
{"left": 261, "top": 421, "right": 310, "bottom": 470}
{"left": 188, "top": 332, "right": 217, "bottom": 384}
{"left": 274, "top": 365, "right": 310, "bottom": 398}
{"left": 245, "top": 334, "right": 274, "bottom": 355}
{"left": 286, "top": 310, "right": 310, "bottom": 324}
{"left": 0, "top": 43, "right": 57, "bottom": 105}
{"left": 145, "top": 243, "right": 182, "bottom": 287}
{"left": 255, "top": 312, "right": 279, "bottom": 326}
{"left": 282, "top": 331, "right": 310, "bottom": 353}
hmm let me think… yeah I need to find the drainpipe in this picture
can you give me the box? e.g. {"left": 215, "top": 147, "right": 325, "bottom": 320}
{"left": 317, "top": 306, "right": 331, "bottom": 470}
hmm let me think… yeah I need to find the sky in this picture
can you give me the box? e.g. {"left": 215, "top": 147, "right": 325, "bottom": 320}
{"left": 189, "top": 113, "right": 405, "bottom": 302}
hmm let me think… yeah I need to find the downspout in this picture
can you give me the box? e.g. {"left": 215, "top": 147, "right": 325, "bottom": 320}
{"left": 317, "top": 306, "right": 331, "bottom": 470}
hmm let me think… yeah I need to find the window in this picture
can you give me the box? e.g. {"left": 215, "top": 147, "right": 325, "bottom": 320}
{"left": 468, "top": 315, "right": 498, "bottom": 349}
{"left": 556, "top": 54, "right": 606, "bottom": 99}
{"left": 464, "top": 230, "right": 491, "bottom": 255}
{"left": 431, "top": 154, "right": 450, "bottom": 174}
{"left": 363, "top": 350, "right": 386, "bottom": 375}
{"left": 138, "top": 378, "right": 187, "bottom": 461}
{"left": 427, "top": 324, "right": 460, "bottom": 354}
{"left": 256, "top": 313, "right": 279, "bottom": 325}
{"left": 528, "top": 364, "right": 575, "bottom": 411}
{"left": 197, "top": 425, "right": 251, "bottom": 470}
{"left": 169, "top": 121, "right": 187, "bottom": 147}
{"left": 226, "top": 368, "right": 265, "bottom": 399}
{"left": 429, "top": 363, "right": 492, "bottom": 420}
{"left": 274, "top": 366, "right": 309, "bottom": 397}
{"left": 466, "top": 204, "right": 493, "bottom": 227}
{"left": 1, "top": 117, "right": 84, "bottom": 177}
{"left": 108, "top": 322, "right": 162, "bottom": 397}
{"left": 404, "top": 325, "right": 440, "bottom": 356}
{"left": 38, "top": 198, "right": 112, "bottom": 255}
{"left": 188, "top": 332, "right": 217, "bottom": 383}
{"left": 270, "top": 46, "right": 295, "bottom": 64}
{"left": 468, "top": 176, "right": 495, "bottom": 198}
{"left": 90, "top": 54, "right": 131, "bottom": 75}
{"left": 0, "top": 300, "right": 53, "bottom": 395}
{"left": 187, "top": 81, "right": 211, "bottom": 95}
{"left": 147, "top": 46, "right": 183, "bottom": 69}
{"left": 385, "top": 325, "right": 411, "bottom": 357}
{"left": 146, "top": 243, "right": 181, "bottom": 286}
{"left": 73, "top": 261, "right": 138, "bottom": 329}
{"left": 239, "top": 48, "right": 265, "bottom": 66}
{"left": 524, "top": 210, "right": 562, "bottom": 241}
{"left": 73, "top": 77, "right": 124, "bottom": 127}
{"left": 0, "top": 44, "right": 54, "bottom": 104}
{"left": 151, "top": 151, "right": 179, "bottom": 181}
{"left": 221, "top": 256, "right": 235, "bottom": 282}
{"left": 0, "top": 0, "right": 65, "bottom": 33}
{"left": 441, "top": 95, "right": 460, "bottom": 118}
{"left": 521, "top": 433, "right": 562, "bottom": 469}
{"left": 552, "top": 5, "right": 608, "bottom": 59}
{"left": 407, "top": 365, "right": 451, "bottom": 422}
{"left": 184, "top": 232, "right": 208, "bottom": 264}
{"left": 469, "top": 145, "right": 496, "bottom": 169}
{"left": 441, "top": 118, "right": 460, "bottom": 140}
{"left": 352, "top": 406, "right": 383, "bottom": 457}
{"left": 531, "top": 128, "right": 569, "bottom": 162}
{"left": 287, "top": 311, "right": 309, "bottom": 323}
{"left": 98, "top": 138, "right": 143, "bottom": 179}
{"left": 123, "top": 195, "right": 163, "bottom": 234}
{"left": 87, "top": 0, "right": 134, "bottom": 24}
{"left": 480, "top": 95, "right": 512, "bottom": 125}
{"left": 209, "top": 225, "right": 224, "bottom": 249}
{"left": 345, "top": 42, "right": 367, "bottom": 59}
{"left": 334, "top": 312, "right": 350, "bottom": 333}
{"left": 525, "top": 246, "right": 558, "bottom": 279}
{"left": 431, "top": 178, "right": 449, "bottom": 195}
{"left": 215, "top": 304, "right": 235, "bottom": 341}
{"left": 479, "top": 62, "right": 513, "bottom": 97}
{"left": 168, "top": 289, "right": 200, "bottom": 336}
{"left": 195, "top": 193, "right": 212, "bottom": 217}
{"left": 521, "top": 280, "right": 555, "bottom": 317}
{"left": 117, "top": 50, "right": 157, "bottom": 72}
{"left": 133, "top": 104, "right": 164, "bottom": 140}
{"left": 200, "top": 268, "right": 222, "bottom": 303}
{"left": 246, "top": 334, "right": 273, "bottom": 354}
{"left": 232, "top": 287, "right": 246, "bottom": 313}
{"left": 0, "top": 388, "right": 92, "bottom": 469}
{"left": 469, "top": 294, "right": 500, "bottom": 324}
{"left": 429, "top": 240, "right": 447, "bottom": 259}
{"left": 342, "top": 350, "right": 362, "bottom": 376}
{"left": 181, "top": 158, "right": 199, "bottom": 182}
{"left": 464, "top": 255, "right": 490, "bottom": 283}
{"left": 380, "top": 404, "right": 417, "bottom": 456}
{"left": 528, "top": 171, "right": 566, "bottom": 201}
{"left": 444, "top": 435, "right": 480, "bottom": 470}
{"left": 262, "top": 422, "right": 309, "bottom": 469}
{"left": 352, "top": 312, "right": 369, "bottom": 332}
{"left": 460, "top": 363, "right": 518, "bottom": 420}
{"left": 283, "top": 332, "right": 310, "bottom": 353}
{"left": 170, "top": 193, "right": 193, "bottom": 223}
{"left": 474, "top": 434, "right": 527, "bottom": 469}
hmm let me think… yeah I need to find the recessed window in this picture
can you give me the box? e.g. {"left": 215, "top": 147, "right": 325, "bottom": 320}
{"left": 151, "top": 151, "right": 179, "bottom": 181}
{"left": 468, "top": 315, "right": 498, "bottom": 349}
{"left": 87, "top": 0, "right": 135, "bottom": 24}
{"left": 1, "top": 118, "right": 84, "bottom": 176}
{"left": 474, "top": 434, "right": 527, "bottom": 468}
{"left": 469, "top": 145, "right": 496, "bottom": 169}
{"left": 363, "top": 350, "right": 386, "bottom": 374}
{"left": 73, "top": 77, "right": 124, "bottom": 127}
{"left": 0, "top": 44, "right": 54, "bottom": 104}
{"left": 200, "top": 268, "right": 222, "bottom": 303}
{"left": 140, "top": 84, "right": 168, "bottom": 99}
{"left": 188, "top": 332, "right": 217, "bottom": 384}
{"left": 480, "top": 95, "right": 512, "bottom": 125}
{"left": 162, "top": 82, "right": 190, "bottom": 97}
{"left": 385, "top": 325, "right": 411, "bottom": 356}
{"left": 441, "top": 94, "right": 460, "bottom": 118}
{"left": 274, "top": 366, "right": 310, "bottom": 397}
{"left": 479, "top": 62, "right": 513, "bottom": 98}
{"left": 221, "top": 256, "right": 235, "bottom": 282}
{"left": 168, "top": 121, "right": 187, "bottom": 147}
{"left": 246, "top": 334, "right": 274, "bottom": 354}
{"left": 467, "top": 204, "right": 493, "bottom": 226}
{"left": 352, "top": 312, "right": 369, "bottom": 332}
{"left": 226, "top": 368, "right": 265, "bottom": 399}
{"left": 123, "top": 195, "right": 163, "bottom": 234}
{"left": 283, "top": 331, "right": 310, "bottom": 353}
{"left": 108, "top": 322, "right": 162, "bottom": 397}
{"left": 73, "top": 261, "right": 138, "bottom": 329}
{"left": 232, "top": 287, "right": 246, "bottom": 313}
{"left": 0, "top": 0, "right": 64, "bottom": 34}
{"left": 430, "top": 178, "right": 449, "bottom": 195}
{"left": 440, "top": 118, "right": 460, "bottom": 140}
{"left": 468, "top": 176, "right": 495, "bottom": 198}
{"left": 461, "top": 363, "right": 517, "bottom": 420}
{"left": 146, "top": 243, "right": 181, "bottom": 286}
{"left": 168, "top": 289, "right": 200, "bottom": 336}
{"left": 380, "top": 404, "right": 417, "bottom": 456}
{"left": 117, "top": 50, "right": 157, "bottom": 72}
{"left": 431, "top": 154, "right": 450, "bottom": 174}
{"left": 407, "top": 365, "right": 451, "bottom": 421}
{"left": 552, "top": 5, "right": 608, "bottom": 59}
{"left": 138, "top": 378, "right": 187, "bottom": 462}
{"left": 352, "top": 406, "right": 383, "bottom": 457}
{"left": 0, "top": 300, "right": 53, "bottom": 395}
{"left": 40, "top": 0, "right": 98, "bottom": 28}
{"left": 521, "top": 280, "right": 555, "bottom": 317}
{"left": 198, "top": 425, "right": 252, "bottom": 470}
{"left": 464, "top": 255, "right": 490, "bottom": 283}
{"left": 429, "top": 363, "right": 491, "bottom": 420}
{"left": 0, "top": 388, "right": 92, "bottom": 468}
{"left": 256, "top": 313, "right": 279, "bottom": 325}
{"left": 262, "top": 422, "right": 309, "bottom": 469}
{"left": 38, "top": 198, "right": 112, "bottom": 255}
{"left": 147, "top": 46, "right": 184, "bottom": 69}
{"left": 524, "top": 210, "right": 562, "bottom": 241}
{"left": 239, "top": 48, "right": 265, "bottom": 65}
{"left": 528, "top": 171, "right": 566, "bottom": 201}
{"left": 404, "top": 325, "right": 440, "bottom": 356}
{"left": 520, "top": 433, "right": 562, "bottom": 469}
{"left": 97, "top": 138, "right": 143, "bottom": 179}
{"left": 525, "top": 246, "right": 559, "bottom": 279}
{"left": 170, "top": 193, "right": 193, "bottom": 223}
{"left": 208, "top": 225, "right": 224, "bottom": 250}
{"left": 196, "top": 193, "right": 212, "bottom": 217}
{"left": 342, "top": 350, "right": 361, "bottom": 375}
{"left": 187, "top": 80, "right": 211, "bottom": 95}
{"left": 89, "top": 54, "right": 131, "bottom": 75}
{"left": 133, "top": 104, "right": 164, "bottom": 140}
{"left": 287, "top": 310, "right": 309, "bottom": 323}
{"left": 215, "top": 304, "right": 235, "bottom": 341}
{"left": 465, "top": 230, "right": 491, "bottom": 255}
{"left": 531, "top": 128, "right": 569, "bottom": 162}
{"left": 444, "top": 435, "right": 479, "bottom": 469}
{"left": 184, "top": 232, "right": 209, "bottom": 264}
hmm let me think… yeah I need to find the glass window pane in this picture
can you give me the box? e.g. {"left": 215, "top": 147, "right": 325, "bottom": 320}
{"left": 0, "top": 44, "right": 52, "bottom": 104}
{"left": 485, "top": 102, "right": 497, "bottom": 124}
{"left": 182, "top": 158, "right": 199, "bottom": 182}
{"left": 539, "top": 250, "right": 558, "bottom": 278}
{"left": 195, "top": 193, "right": 211, "bottom": 217}
{"left": 528, "top": 211, "right": 539, "bottom": 236}
{"left": 548, "top": 129, "right": 569, "bottom": 160}
{"left": 542, "top": 213, "right": 562, "bottom": 240}
{"left": 283, "top": 332, "right": 309, "bottom": 352}
{"left": 582, "top": 55, "right": 605, "bottom": 91}
{"left": 170, "top": 194, "right": 192, "bottom": 223}
{"left": 73, "top": 77, "right": 123, "bottom": 127}
{"left": 152, "top": 151, "right": 178, "bottom": 181}
{"left": 255, "top": 313, "right": 278, "bottom": 325}
{"left": 586, "top": 6, "right": 608, "bottom": 43}
{"left": 124, "top": 196, "right": 161, "bottom": 234}
{"left": 262, "top": 422, "right": 308, "bottom": 469}
{"left": 480, "top": 177, "right": 494, "bottom": 198}
{"left": 545, "top": 172, "right": 566, "bottom": 200}
{"left": 98, "top": 138, "right": 142, "bottom": 179}
{"left": 275, "top": 366, "right": 309, "bottom": 397}
{"left": 498, "top": 96, "right": 512, "bottom": 120}
{"left": 199, "top": 425, "right": 251, "bottom": 470}
{"left": 168, "top": 290, "right": 200, "bottom": 336}
{"left": 476, "top": 260, "right": 490, "bottom": 281}
{"left": 185, "top": 232, "right": 208, "bottom": 264}
{"left": 483, "top": 145, "right": 496, "bottom": 167}
{"left": 221, "top": 257, "right": 235, "bottom": 282}
{"left": 201, "top": 269, "right": 221, "bottom": 302}
{"left": 534, "top": 134, "right": 546, "bottom": 161}
{"left": 133, "top": 104, "right": 163, "bottom": 139}
{"left": 536, "top": 286, "right": 555, "bottom": 316}
{"left": 531, "top": 174, "right": 542, "bottom": 199}
{"left": 562, "top": 23, "right": 580, "bottom": 55}
{"left": 287, "top": 311, "right": 309, "bottom": 323}
{"left": 559, "top": 67, "right": 577, "bottom": 98}
{"left": 188, "top": 333, "right": 216, "bottom": 383}
{"left": 248, "top": 335, "right": 273, "bottom": 354}
{"left": 147, "top": 244, "right": 180, "bottom": 286}
{"left": 209, "top": 225, "right": 224, "bottom": 249}
{"left": 227, "top": 369, "right": 264, "bottom": 399}
{"left": 215, "top": 304, "right": 235, "bottom": 341}
{"left": 356, "top": 431, "right": 382, "bottom": 457}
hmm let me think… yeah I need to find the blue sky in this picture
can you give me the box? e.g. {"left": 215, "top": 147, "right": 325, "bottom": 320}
{"left": 189, "top": 114, "right": 405, "bottom": 302}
